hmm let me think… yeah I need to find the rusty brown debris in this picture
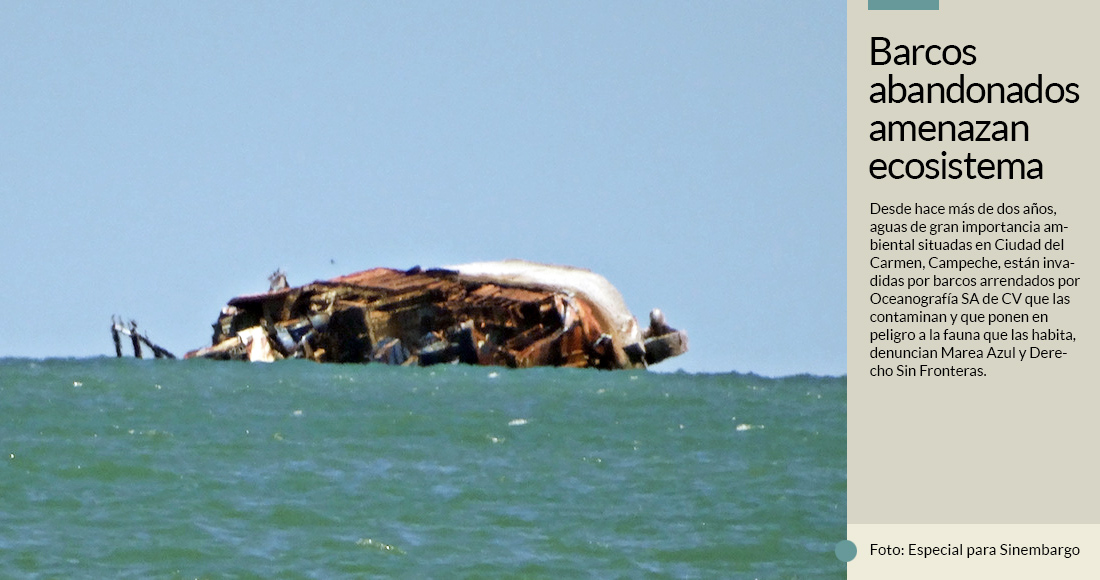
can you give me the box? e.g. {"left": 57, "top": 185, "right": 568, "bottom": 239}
{"left": 184, "top": 261, "right": 687, "bottom": 369}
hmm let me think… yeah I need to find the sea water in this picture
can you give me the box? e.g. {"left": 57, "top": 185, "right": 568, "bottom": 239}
{"left": 1, "top": 358, "right": 845, "bottom": 578}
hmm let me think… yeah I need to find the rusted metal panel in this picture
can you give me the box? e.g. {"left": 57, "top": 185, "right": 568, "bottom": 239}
{"left": 227, "top": 287, "right": 293, "bottom": 307}
{"left": 325, "top": 267, "right": 449, "bottom": 293}
{"left": 468, "top": 284, "right": 550, "bottom": 306}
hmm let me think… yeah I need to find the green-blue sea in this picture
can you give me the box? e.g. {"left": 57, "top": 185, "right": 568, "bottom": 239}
{"left": 1, "top": 358, "right": 845, "bottom": 579}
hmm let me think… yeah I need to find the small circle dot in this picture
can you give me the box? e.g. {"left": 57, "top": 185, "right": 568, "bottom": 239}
{"left": 835, "top": 540, "right": 857, "bottom": 562}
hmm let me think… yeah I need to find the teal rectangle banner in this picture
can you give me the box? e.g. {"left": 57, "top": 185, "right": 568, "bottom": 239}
{"left": 869, "top": 0, "right": 939, "bottom": 9}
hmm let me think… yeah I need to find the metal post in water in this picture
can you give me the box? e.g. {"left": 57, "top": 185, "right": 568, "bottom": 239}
{"left": 129, "top": 321, "right": 142, "bottom": 359}
{"left": 111, "top": 317, "right": 123, "bottom": 358}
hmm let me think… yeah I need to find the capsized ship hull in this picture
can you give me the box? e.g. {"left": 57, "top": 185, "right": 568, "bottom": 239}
{"left": 185, "top": 260, "right": 687, "bottom": 369}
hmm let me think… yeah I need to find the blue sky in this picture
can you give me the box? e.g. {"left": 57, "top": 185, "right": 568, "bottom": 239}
{"left": 0, "top": 2, "right": 844, "bottom": 376}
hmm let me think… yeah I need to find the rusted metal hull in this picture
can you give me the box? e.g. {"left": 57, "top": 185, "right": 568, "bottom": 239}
{"left": 185, "top": 261, "right": 687, "bottom": 369}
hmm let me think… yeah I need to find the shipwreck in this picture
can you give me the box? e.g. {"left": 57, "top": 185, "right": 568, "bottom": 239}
{"left": 184, "top": 260, "right": 687, "bottom": 370}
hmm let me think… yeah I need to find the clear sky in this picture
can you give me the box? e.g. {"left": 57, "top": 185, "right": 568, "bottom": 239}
{"left": 0, "top": 2, "right": 844, "bottom": 376}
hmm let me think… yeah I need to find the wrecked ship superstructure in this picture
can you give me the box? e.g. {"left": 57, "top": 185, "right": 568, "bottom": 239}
{"left": 185, "top": 260, "right": 687, "bottom": 369}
